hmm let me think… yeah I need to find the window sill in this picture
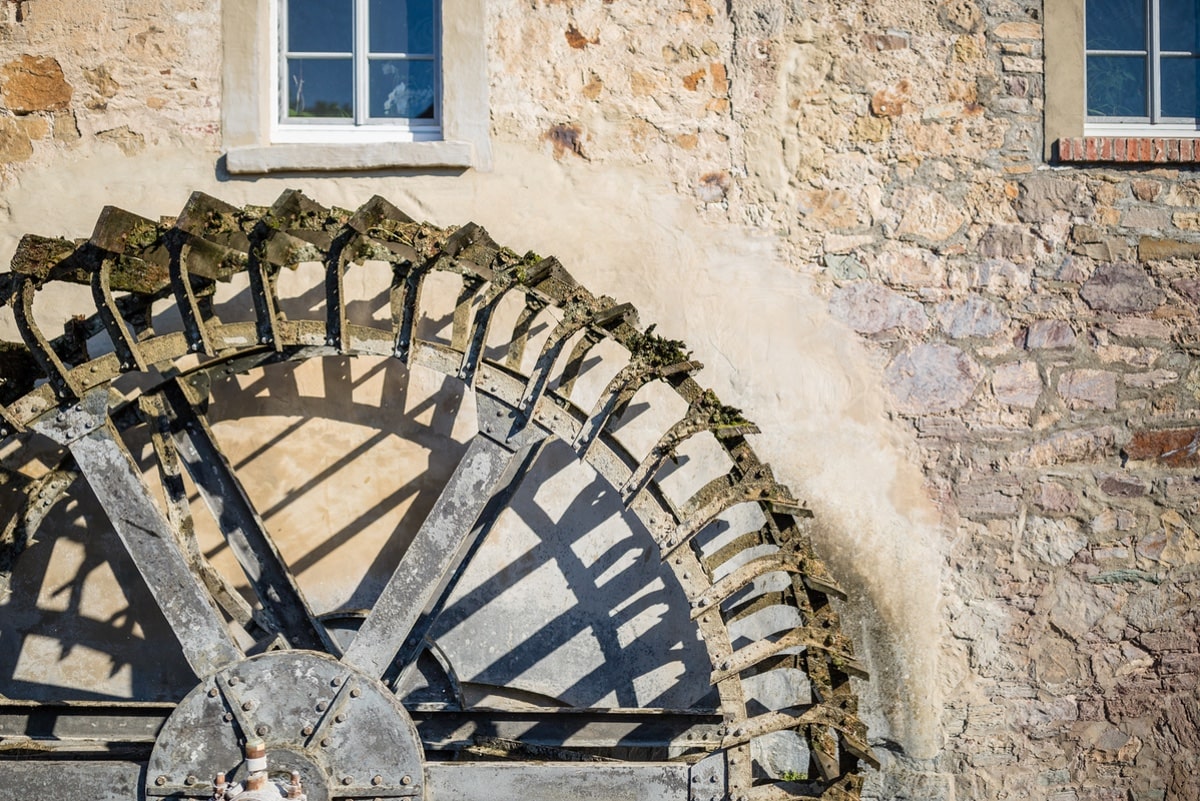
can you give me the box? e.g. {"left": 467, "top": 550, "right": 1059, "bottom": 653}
{"left": 224, "top": 140, "right": 475, "bottom": 174}
{"left": 1056, "top": 136, "right": 1200, "bottom": 164}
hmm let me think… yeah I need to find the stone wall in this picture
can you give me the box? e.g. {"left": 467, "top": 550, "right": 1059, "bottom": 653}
{"left": 3, "top": 0, "right": 1200, "bottom": 798}
{"left": 716, "top": 0, "right": 1200, "bottom": 799}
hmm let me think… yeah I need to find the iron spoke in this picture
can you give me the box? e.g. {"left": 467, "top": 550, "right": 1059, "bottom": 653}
{"left": 32, "top": 391, "right": 242, "bottom": 679}
{"left": 159, "top": 377, "right": 340, "bottom": 655}
{"left": 342, "top": 407, "right": 545, "bottom": 679}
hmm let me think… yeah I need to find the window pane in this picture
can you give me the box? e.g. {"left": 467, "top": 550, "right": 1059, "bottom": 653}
{"left": 369, "top": 0, "right": 436, "bottom": 55}
{"left": 1087, "top": 55, "right": 1147, "bottom": 116}
{"left": 288, "top": 0, "right": 353, "bottom": 53}
{"left": 1086, "top": 0, "right": 1146, "bottom": 51}
{"left": 287, "top": 58, "right": 353, "bottom": 118}
{"left": 1162, "top": 56, "right": 1200, "bottom": 117}
{"left": 1162, "top": 0, "right": 1200, "bottom": 52}
{"left": 369, "top": 59, "right": 436, "bottom": 118}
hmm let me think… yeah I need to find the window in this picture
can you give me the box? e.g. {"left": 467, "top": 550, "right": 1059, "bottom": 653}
{"left": 279, "top": 0, "right": 439, "bottom": 138}
{"left": 221, "top": 0, "right": 491, "bottom": 173}
{"left": 1085, "top": 0, "right": 1200, "bottom": 125}
{"left": 1045, "top": 0, "right": 1200, "bottom": 162}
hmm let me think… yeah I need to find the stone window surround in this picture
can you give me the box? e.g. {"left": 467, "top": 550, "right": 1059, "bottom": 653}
{"left": 1044, "top": 0, "right": 1200, "bottom": 164}
{"left": 221, "top": 0, "right": 491, "bottom": 174}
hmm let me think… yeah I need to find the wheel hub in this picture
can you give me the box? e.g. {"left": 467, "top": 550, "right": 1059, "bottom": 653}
{"left": 146, "top": 651, "right": 424, "bottom": 800}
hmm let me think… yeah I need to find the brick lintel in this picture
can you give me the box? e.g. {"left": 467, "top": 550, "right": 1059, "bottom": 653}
{"left": 1057, "top": 137, "right": 1200, "bottom": 164}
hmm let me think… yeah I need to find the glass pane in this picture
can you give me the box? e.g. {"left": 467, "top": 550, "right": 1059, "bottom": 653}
{"left": 1086, "top": 0, "right": 1146, "bottom": 51}
{"left": 369, "top": 0, "right": 436, "bottom": 55}
{"left": 288, "top": 0, "right": 353, "bottom": 53}
{"left": 1087, "top": 54, "right": 1147, "bottom": 116}
{"left": 1162, "top": 56, "right": 1200, "bottom": 117}
{"left": 1162, "top": 0, "right": 1200, "bottom": 52}
{"left": 369, "top": 59, "right": 436, "bottom": 118}
{"left": 287, "top": 58, "right": 353, "bottom": 118}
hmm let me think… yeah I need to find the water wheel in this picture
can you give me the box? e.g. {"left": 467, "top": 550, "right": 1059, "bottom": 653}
{"left": 0, "top": 191, "right": 874, "bottom": 801}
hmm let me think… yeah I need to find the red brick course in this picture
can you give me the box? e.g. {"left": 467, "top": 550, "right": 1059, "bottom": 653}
{"left": 1058, "top": 137, "right": 1200, "bottom": 164}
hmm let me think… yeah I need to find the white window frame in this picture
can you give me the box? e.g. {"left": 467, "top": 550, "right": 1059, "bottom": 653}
{"left": 221, "top": 0, "right": 491, "bottom": 173}
{"left": 1083, "top": 0, "right": 1200, "bottom": 135}
{"left": 273, "top": 0, "right": 443, "bottom": 143}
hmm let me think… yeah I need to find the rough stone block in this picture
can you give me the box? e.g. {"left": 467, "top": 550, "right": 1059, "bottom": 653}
{"left": 1139, "top": 237, "right": 1200, "bottom": 261}
{"left": 1080, "top": 263, "right": 1164, "bottom": 313}
{"left": 1057, "top": 369, "right": 1117, "bottom": 410}
{"left": 1171, "top": 277, "right": 1200, "bottom": 304}
{"left": 1098, "top": 474, "right": 1147, "bottom": 498}
{"left": 958, "top": 475, "right": 1022, "bottom": 518}
{"left": 1124, "top": 369, "right": 1178, "bottom": 389}
{"left": 0, "top": 54, "right": 73, "bottom": 113}
{"left": 895, "top": 187, "right": 966, "bottom": 241}
{"left": 979, "top": 226, "right": 1042, "bottom": 261}
{"left": 1025, "top": 319, "right": 1076, "bottom": 350}
{"left": 1015, "top": 175, "right": 1094, "bottom": 223}
{"left": 1021, "top": 517, "right": 1087, "bottom": 566}
{"left": 935, "top": 296, "right": 1005, "bottom": 338}
{"left": 1126, "top": 428, "right": 1200, "bottom": 467}
{"left": 885, "top": 343, "right": 982, "bottom": 414}
{"left": 1022, "top": 426, "right": 1116, "bottom": 466}
{"left": 993, "top": 361, "right": 1042, "bottom": 407}
{"left": 1033, "top": 481, "right": 1078, "bottom": 514}
{"left": 830, "top": 281, "right": 927, "bottom": 334}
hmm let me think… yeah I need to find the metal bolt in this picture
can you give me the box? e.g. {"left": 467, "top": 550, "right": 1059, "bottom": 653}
{"left": 342, "top": 777, "right": 353, "bottom": 786}
{"left": 710, "top": 776, "right": 718, "bottom": 783}
{"left": 372, "top": 776, "right": 383, "bottom": 786}
{"left": 320, "top": 738, "right": 331, "bottom": 748}
{"left": 223, "top": 713, "right": 233, "bottom": 722}
{"left": 242, "top": 700, "right": 254, "bottom": 711}
{"left": 185, "top": 775, "right": 197, "bottom": 786}
{"left": 335, "top": 713, "right": 346, "bottom": 723}
{"left": 155, "top": 776, "right": 167, "bottom": 787}
{"left": 350, "top": 687, "right": 361, "bottom": 698}
{"left": 332, "top": 677, "right": 342, "bottom": 687}
{"left": 256, "top": 724, "right": 269, "bottom": 736}
{"left": 208, "top": 687, "right": 219, "bottom": 697}
{"left": 228, "top": 677, "right": 240, "bottom": 686}
{"left": 316, "top": 700, "right": 328, "bottom": 711}
{"left": 400, "top": 776, "right": 412, "bottom": 786}
{"left": 301, "top": 725, "right": 314, "bottom": 736}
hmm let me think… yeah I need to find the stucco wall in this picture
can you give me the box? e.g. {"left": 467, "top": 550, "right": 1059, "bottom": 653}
{"left": 4, "top": 0, "right": 1200, "bottom": 798}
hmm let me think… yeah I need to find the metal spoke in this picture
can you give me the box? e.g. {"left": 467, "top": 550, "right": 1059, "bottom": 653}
{"left": 159, "top": 376, "right": 339, "bottom": 655}
{"left": 32, "top": 391, "right": 242, "bottom": 679}
{"left": 342, "top": 405, "right": 546, "bottom": 679}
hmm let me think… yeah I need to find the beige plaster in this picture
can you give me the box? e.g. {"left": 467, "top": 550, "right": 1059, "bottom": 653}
{"left": 0, "top": 137, "right": 943, "bottom": 756}
{"left": 1044, "top": 0, "right": 1085, "bottom": 158}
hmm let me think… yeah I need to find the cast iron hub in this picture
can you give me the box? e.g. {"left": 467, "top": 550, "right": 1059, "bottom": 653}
{"left": 146, "top": 651, "right": 424, "bottom": 801}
